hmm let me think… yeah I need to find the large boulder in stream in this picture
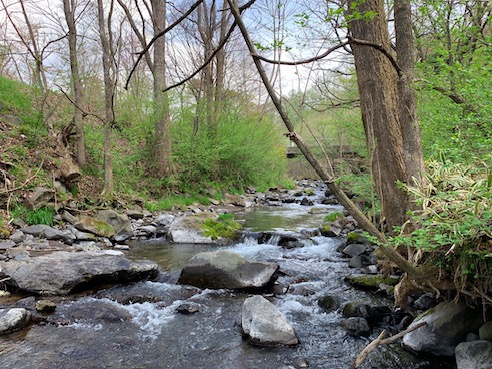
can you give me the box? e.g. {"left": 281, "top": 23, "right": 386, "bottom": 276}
{"left": 402, "top": 301, "right": 484, "bottom": 356}
{"left": 241, "top": 295, "right": 299, "bottom": 346}
{"left": 96, "top": 210, "right": 133, "bottom": 242}
{"left": 0, "top": 251, "right": 159, "bottom": 295}
{"left": 178, "top": 250, "right": 279, "bottom": 290}
{"left": 168, "top": 215, "right": 214, "bottom": 244}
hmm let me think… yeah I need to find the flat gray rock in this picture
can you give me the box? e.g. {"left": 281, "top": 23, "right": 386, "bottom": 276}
{"left": 0, "top": 251, "right": 159, "bottom": 295}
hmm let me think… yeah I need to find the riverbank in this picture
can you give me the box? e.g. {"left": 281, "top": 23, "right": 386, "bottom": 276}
{"left": 0, "top": 181, "right": 490, "bottom": 368}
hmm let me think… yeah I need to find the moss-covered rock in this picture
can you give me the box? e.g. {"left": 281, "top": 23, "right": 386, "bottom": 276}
{"left": 74, "top": 216, "right": 115, "bottom": 238}
{"left": 345, "top": 274, "right": 400, "bottom": 290}
{"left": 0, "top": 227, "right": 10, "bottom": 239}
{"left": 346, "top": 231, "right": 367, "bottom": 244}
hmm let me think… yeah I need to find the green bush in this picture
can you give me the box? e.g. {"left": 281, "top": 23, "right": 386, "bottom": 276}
{"left": 202, "top": 213, "right": 242, "bottom": 240}
{"left": 385, "top": 160, "right": 492, "bottom": 295}
{"left": 170, "top": 102, "right": 288, "bottom": 193}
{"left": 12, "top": 205, "right": 55, "bottom": 226}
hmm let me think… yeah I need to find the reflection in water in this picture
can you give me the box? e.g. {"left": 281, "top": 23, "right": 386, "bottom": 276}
{"left": 236, "top": 204, "right": 343, "bottom": 232}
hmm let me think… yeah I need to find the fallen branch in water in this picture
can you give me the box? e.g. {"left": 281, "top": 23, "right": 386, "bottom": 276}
{"left": 350, "top": 321, "right": 427, "bottom": 369}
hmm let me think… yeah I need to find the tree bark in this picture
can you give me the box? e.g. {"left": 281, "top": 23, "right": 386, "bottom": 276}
{"left": 63, "top": 0, "right": 87, "bottom": 169}
{"left": 97, "top": 0, "right": 115, "bottom": 197}
{"left": 151, "top": 0, "right": 172, "bottom": 177}
{"left": 347, "top": 0, "right": 410, "bottom": 231}
{"left": 395, "top": 0, "right": 425, "bottom": 189}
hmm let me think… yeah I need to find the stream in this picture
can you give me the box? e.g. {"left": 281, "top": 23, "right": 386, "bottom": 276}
{"left": 0, "top": 187, "right": 455, "bottom": 369}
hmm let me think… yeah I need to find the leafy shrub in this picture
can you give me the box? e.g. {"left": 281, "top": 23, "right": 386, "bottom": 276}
{"left": 202, "top": 213, "right": 242, "bottom": 240}
{"left": 386, "top": 160, "right": 492, "bottom": 298}
{"left": 170, "top": 102, "right": 288, "bottom": 193}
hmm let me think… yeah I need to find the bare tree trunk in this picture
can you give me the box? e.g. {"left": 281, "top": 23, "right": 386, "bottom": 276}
{"left": 214, "top": 0, "right": 231, "bottom": 116}
{"left": 227, "top": 0, "right": 423, "bottom": 279}
{"left": 395, "top": 0, "right": 425, "bottom": 188}
{"left": 97, "top": 0, "right": 115, "bottom": 197}
{"left": 151, "top": 0, "right": 172, "bottom": 177}
{"left": 197, "top": 0, "right": 217, "bottom": 134}
{"left": 63, "top": 0, "right": 87, "bottom": 169}
{"left": 347, "top": 0, "right": 410, "bottom": 231}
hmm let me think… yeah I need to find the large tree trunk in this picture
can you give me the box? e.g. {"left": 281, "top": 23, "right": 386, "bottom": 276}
{"left": 63, "top": 0, "right": 86, "bottom": 169}
{"left": 214, "top": 0, "right": 231, "bottom": 117}
{"left": 395, "top": 0, "right": 425, "bottom": 189}
{"left": 97, "top": 0, "right": 114, "bottom": 197}
{"left": 197, "top": 1, "right": 217, "bottom": 135}
{"left": 347, "top": 0, "right": 410, "bottom": 231}
{"left": 151, "top": 0, "right": 172, "bottom": 177}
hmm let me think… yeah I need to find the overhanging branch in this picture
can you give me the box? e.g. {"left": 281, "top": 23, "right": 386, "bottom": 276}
{"left": 348, "top": 35, "right": 403, "bottom": 78}
{"left": 254, "top": 41, "right": 350, "bottom": 65}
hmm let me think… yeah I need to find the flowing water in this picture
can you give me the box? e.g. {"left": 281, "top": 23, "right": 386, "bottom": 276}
{"left": 0, "top": 189, "right": 455, "bottom": 369}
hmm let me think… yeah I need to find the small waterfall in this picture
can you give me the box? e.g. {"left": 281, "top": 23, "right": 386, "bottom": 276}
{"left": 266, "top": 233, "right": 281, "bottom": 245}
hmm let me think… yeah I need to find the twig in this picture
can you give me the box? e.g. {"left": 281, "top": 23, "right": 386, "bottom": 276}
{"left": 350, "top": 322, "right": 427, "bottom": 369}
{"left": 254, "top": 41, "right": 350, "bottom": 66}
{"left": 0, "top": 159, "right": 44, "bottom": 195}
{"left": 54, "top": 83, "right": 105, "bottom": 123}
{"left": 0, "top": 277, "right": 11, "bottom": 283}
{"left": 350, "top": 330, "right": 387, "bottom": 369}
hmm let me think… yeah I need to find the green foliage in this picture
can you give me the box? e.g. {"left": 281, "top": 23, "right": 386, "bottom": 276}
{"left": 386, "top": 161, "right": 492, "bottom": 292}
{"left": 145, "top": 194, "right": 211, "bottom": 211}
{"left": 415, "top": 0, "right": 492, "bottom": 165}
{"left": 202, "top": 213, "right": 242, "bottom": 240}
{"left": 169, "top": 102, "right": 287, "bottom": 193}
{"left": 12, "top": 205, "right": 55, "bottom": 226}
{"left": 0, "top": 75, "right": 40, "bottom": 127}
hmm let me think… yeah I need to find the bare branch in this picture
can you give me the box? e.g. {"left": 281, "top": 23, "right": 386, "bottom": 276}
{"left": 347, "top": 35, "right": 402, "bottom": 77}
{"left": 254, "top": 41, "right": 350, "bottom": 66}
{"left": 125, "top": 0, "right": 205, "bottom": 89}
{"left": 350, "top": 322, "right": 427, "bottom": 369}
{"left": 55, "top": 83, "right": 105, "bottom": 124}
{"left": 163, "top": 20, "right": 237, "bottom": 92}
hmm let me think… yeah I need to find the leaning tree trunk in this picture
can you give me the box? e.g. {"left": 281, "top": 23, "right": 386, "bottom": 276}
{"left": 347, "top": 0, "right": 410, "bottom": 232}
{"left": 227, "top": 0, "right": 423, "bottom": 279}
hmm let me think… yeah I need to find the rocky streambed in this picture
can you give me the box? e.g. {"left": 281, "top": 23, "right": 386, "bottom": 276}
{"left": 0, "top": 181, "right": 490, "bottom": 368}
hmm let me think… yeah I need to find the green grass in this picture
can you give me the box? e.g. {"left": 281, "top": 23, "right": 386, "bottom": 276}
{"left": 145, "top": 194, "right": 212, "bottom": 211}
{"left": 11, "top": 205, "right": 55, "bottom": 226}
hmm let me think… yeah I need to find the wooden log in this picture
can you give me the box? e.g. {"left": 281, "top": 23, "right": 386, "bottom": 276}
{"left": 58, "top": 152, "right": 81, "bottom": 184}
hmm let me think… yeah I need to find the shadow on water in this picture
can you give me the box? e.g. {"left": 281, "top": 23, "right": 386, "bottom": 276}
{"left": 0, "top": 199, "right": 456, "bottom": 369}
